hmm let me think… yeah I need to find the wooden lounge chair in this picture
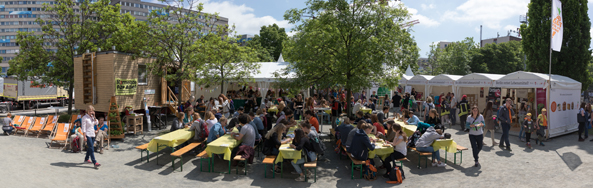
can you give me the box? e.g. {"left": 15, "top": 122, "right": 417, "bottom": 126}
{"left": 14, "top": 117, "right": 34, "bottom": 135}
{"left": 38, "top": 115, "right": 59, "bottom": 138}
{"left": 49, "top": 123, "right": 71, "bottom": 149}
{"left": 11, "top": 115, "right": 25, "bottom": 130}
{"left": 24, "top": 116, "right": 47, "bottom": 137}
{"left": 71, "top": 114, "right": 82, "bottom": 124}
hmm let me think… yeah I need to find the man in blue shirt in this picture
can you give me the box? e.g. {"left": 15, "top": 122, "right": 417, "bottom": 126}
{"left": 249, "top": 112, "right": 263, "bottom": 144}
{"left": 94, "top": 117, "right": 108, "bottom": 154}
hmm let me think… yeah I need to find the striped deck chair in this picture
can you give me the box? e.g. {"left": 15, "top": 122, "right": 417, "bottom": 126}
{"left": 50, "top": 123, "right": 70, "bottom": 149}
{"left": 14, "top": 117, "right": 34, "bottom": 135}
{"left": 38, "top": 115, "right": 59, "bottom": 138}
{"left": 25, "top": 116, "right": 47, "bottom": 137}
{"left": 11, "top": 115, "right": 25, "bottom": 129}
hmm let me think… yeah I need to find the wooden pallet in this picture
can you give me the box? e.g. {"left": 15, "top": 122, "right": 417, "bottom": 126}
{"left": 108, "top": 96, "right": 125, "bottom": 139}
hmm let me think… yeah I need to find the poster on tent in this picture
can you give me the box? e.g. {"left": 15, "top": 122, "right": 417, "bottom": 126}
{"left": 548, "top": 88, "right": 579, "bottom": 136}
{"left": 536, "top": 88, "right": 546, "bottom": 112}
{"left": 405, "top": 86, "right": 412, "bottom": 94}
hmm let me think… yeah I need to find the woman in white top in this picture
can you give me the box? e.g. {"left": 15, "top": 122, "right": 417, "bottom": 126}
{"left": 465, "top": 105, "right": 484, "bottom": 167}
{"left": 82, "top": 105, "right": 101, "bottom": 168}
{"left": 204, "top": 111, "right": 218, "bottom": 130}
{"left": 219, "top": 94, "right": 231, "bottom": 118}
{"left": 206, "top": 98, "right": 216, "bottom": 112}
{"left": 383, "top": 121, "right": 407, "bottom": 177}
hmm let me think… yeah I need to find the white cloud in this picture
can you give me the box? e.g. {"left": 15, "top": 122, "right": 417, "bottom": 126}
{"left": 442, "top": 0, "right": 529, "bottom": 29}
{"left": 421, "top": 4, "right": 435, "bottom": 10}
{"left": 408, "top": 7, "right": 440, "bottom": 27}
{"left": 198, "top": 0, "right": 291, "bottom": 35}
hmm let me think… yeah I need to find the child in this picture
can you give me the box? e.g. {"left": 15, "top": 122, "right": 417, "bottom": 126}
{"left": 523, "top": 113, "right": 535, "bottom": 149}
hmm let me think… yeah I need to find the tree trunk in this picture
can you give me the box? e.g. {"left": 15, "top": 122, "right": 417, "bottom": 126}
{"left": 177, "top": 71, "right": 184, "bottom": 107}
{"left": 67, "top": 81, "right": 74, "bottom": 115}
{"left": 220, "top": 69, "right": 225, "bottom": 94}
{"left": 346, "top": 88, "right": 352, "bottom": 118}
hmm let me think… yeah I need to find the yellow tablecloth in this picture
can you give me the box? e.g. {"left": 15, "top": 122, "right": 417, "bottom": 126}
{"left": 367, "top": 135, "right": 394, "bottom": 160}
{"left": 432, "top": 139, "right": 458, "bottom": 153}
{"left": 147, "top": 128, "right": 194, "bottom": 152}
{"left": 205, "top": 129, "right": 241, "bottom": 161}
{"left": 268, "top": 106, "right": 278, "bottom": 113}
{"left": 360, "top": 108, "right": 372, "bottom": 114}
{"left": 276, "top": 126, "right": 300, "bottom": 164}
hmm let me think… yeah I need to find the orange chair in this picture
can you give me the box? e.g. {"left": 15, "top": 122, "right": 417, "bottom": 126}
{"left": 38, "top": 115, "right": 59, "bottom": 138}
{"left": 11, "top": 115, "right": 25, "bottom": 128}
{"left": 50, "top": 123, "right": 71, "bottom": 149}
{"left": 14, "top": 117, "right": 34, "bottom": 135}
{"left": 24, "top": 116, "right": 47, "bottom": 137}
{"left": 71, "top": 114, "right": 82, "bottom": 125}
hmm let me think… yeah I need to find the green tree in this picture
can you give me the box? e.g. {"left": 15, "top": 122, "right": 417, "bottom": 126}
{"left": 436, "top": 37, "right": 478, "bottom": 75}
{"left": 470, "top": 41, "right": 524, "bottom": 74}
{"left": 425, "top": 42, "right": 443, "bottom": 75}
{"left": 521, "top": 0, "right": 591, "bottom": 88}
{"left": 8, "top": 0, "right": 132, "bottom": 114}
{"left": 249, "top": 24, "right": 289, "bottom": 61}
{"left": 195, "top": 32, "right": 261, "bottom": 94}
{"left": 139, "top": 0, "right": 219, "bottom": 106}
{"left": 282, "top": 0, "right": 419, "bottom": 116}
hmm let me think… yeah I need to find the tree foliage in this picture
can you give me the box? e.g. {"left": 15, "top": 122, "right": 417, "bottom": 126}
{"left": 249, "top": 24, "right": 288, "bottom": 61}
{"left": 8, "top": 0, "right": 132, "bottom": 114}
{"left": 195, "top": 30, "right": 261, "bottom": 94}
{"left": 435, "top": 37, "right": 478, "bottom": 75}
{"left": 470, "top": 40, "right": 525, "bottom": 74}
{"left": 521, "top": 0, "right": 591, "bottom": 89}
{"left": 281, "top": 0, "right": 419, "bottom": 115}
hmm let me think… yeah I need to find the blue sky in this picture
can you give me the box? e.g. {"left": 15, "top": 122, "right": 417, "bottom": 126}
{"left": 168, "top": 0, "right": 593, "bottom": 58}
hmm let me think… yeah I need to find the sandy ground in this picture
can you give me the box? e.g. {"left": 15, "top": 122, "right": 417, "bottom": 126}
{"left": 1, "top": 116, "right": 593, "bottom": 188}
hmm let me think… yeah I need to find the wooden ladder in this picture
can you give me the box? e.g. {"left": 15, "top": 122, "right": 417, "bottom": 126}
{"left": 82, "top": 53, "right": 96, "bottom": 104}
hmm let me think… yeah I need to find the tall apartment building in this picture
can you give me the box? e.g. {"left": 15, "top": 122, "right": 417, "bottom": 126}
{"left": 0, "top": 0, "right": 228, "bottom": 75}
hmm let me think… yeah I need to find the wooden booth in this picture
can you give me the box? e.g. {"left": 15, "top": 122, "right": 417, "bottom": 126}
{"left": 73, "top": 51, "right": 191, "bottom": 115}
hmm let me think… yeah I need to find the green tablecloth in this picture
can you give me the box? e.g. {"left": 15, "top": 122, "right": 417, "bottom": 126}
{"left": 205, "top": 129, "right": 241, "bottom": 161}
{"left": 147, "top": 128, "right": 194, "bottom": 152}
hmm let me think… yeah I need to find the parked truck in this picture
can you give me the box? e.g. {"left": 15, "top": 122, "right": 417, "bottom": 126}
{"left": 2, "top": 77, "right": 69, "bottom": 110}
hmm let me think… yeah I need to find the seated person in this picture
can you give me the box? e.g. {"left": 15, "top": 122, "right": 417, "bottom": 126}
{"left": 183, "top": 108, "right": 194, "bottom": 126}
{"left": 247, "top": 113, "right": 262, "bottom": 145}
{"left": 170, "top": 112, "right": 186, "bottom": 132}
{"left": 2, "top": 113, "right": 14, "bottom": 135}
{"left": 335, "top": 116, "right": 355, "bottom": 143}
{"left": 249, "top": 112, "right": 265, "bottom": 139}
{"left": 69, "top": 119, "right": 84, "bottom": 152}
{"left": 264, "top": 123, "right": 292, "bottom": 173}
{"left": 371, "top": 114, "right": 385, "bottom": 136}
{"left": 214, "top": 108, "right": 223, "bottom": 121}
{"left": 379, "top": 120, "right": 397, "bottom": 141}
{"left": 230, "top": 114, "right": 256, "bottom": 164}
{"left": 94, "top": 117, "right": 109, "bottom": 154}
{"left": 233, "top": 107, "right": 244, "bottom": 119}
{"left": 347, "top": 123, "right": 376, "bottom": 165}
{"left": 354, "top": 111, "right": 365, "bottom": 123}
{"left": 415, "top": 126, "right": 447, "bottom": 167}
{"left": 300, "top": 121, "right": 325, "bottom": 158}
{"left": 188, "top": 113, "right": 208, "bottom": 143}
{"left": 382, "top": 122, "right": 408, "bottom": 178}
{"left": 403, "top": 109, "right": 419, "bottom": 125}
{"left": 345, "top": 120, "right": 366, "bottom": 150}
{"left": 304, "top": 110, "right": 320, "bottom": 133}
{"left": 204, "top": 111, "right": 218, "bottom": 130}
{"left": 352, "top": 100, "right": 363, "bottom": 114}
{"left": 207, "top": 116, "right": 226, "bottom": 143}
{"left": 426, "top": 109, "right": 444, "bottom": 130}
{"left": 289, "top": 128, "right": 315, "bottom": 182}
{"left": 377, "top": 106, "right": 390, "bottom": 125}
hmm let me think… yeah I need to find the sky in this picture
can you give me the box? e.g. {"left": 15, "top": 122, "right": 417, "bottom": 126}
{"left": 152, "top": 0, "right": 593, "bottom": 58}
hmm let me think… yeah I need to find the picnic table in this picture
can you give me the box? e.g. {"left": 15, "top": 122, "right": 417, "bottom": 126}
{"left": 359, "top": 107, "right": 372, "bottom": 114}
{"left": 147, "top": 128, "right": 194, "bottom": 153}
{"left": 276, "top": 127, "right": 300, "bottom": 164}
{"left": 205, "top": 129, "right": 241, "bottom": 161}
{"left": 314, "top": 107, "right": 330, "bottom": 131}
{"left": 367, "top": 135, "right": 394, "bottom": 160}
{"left": 268, "top": 106, "right": 278, "bottom": 113}
{"left": 390, "top": 120, "right": 458, "bottom": 153}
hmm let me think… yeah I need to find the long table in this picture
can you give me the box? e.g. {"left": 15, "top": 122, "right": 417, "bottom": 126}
{"left": 205, "top": 129, "right": 241, "bottom": 161}
{"left": 147, "top": 128, "right": 194, "bottom": 165}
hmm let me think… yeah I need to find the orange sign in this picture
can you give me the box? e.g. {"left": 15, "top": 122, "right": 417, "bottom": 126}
{"left": 551, "top": 101, "right": 557, "bottom": 112}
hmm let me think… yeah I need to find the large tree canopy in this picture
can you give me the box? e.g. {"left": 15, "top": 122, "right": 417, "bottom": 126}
{"left": 521, "top": 0, "right": 591, "bottom": 88}
{"left": 249, "top": 24, "right": 288, "bottom": 61}
{"left": 470, "top": 40, "right": 525, "bottom": 74}
{"left": 281, "top": 0, "right": 419, "bottom": 115}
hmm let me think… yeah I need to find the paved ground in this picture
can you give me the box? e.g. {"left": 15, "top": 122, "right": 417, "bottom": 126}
{"left": 1, "top": 116, "right": 593, "bottom": 187}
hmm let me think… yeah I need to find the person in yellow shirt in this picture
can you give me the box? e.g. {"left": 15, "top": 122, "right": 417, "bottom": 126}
{"left": 536, "top": 108, "right": 549, "bottom": 142}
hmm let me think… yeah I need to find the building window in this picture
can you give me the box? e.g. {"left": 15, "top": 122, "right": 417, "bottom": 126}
{"left": 138, "top": 64, "right": 147, "bottom": 85}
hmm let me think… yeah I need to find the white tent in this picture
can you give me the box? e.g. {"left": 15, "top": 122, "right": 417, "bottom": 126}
{"left": 495, "top": 71, "right": 582, "bottom": 138}
{"left": 406, "top": 75, "right": 433, "bottom": 100}
{"left": 427, "top": 74, "right": 462, "bottom": 99}
{"left": 454, "top": 73, "right": 505, "bottom": 117}
{"left": 399, "top": 65, "right": 414, "bottom": 85}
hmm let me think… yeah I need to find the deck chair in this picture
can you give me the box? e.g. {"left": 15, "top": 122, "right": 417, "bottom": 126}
{"left": 38, "top": 115, "right": 59, "bottom": 138}
{"left": 50, "top": 123, "right": 71, "bottom": 149}
{"left": 24, "top": 116, "right": 47, "bottom": 137}
{"left": 71, "top": 114, "right": 82, "bottom": 124}
{"left": 14, "top": 117, "right": 34, "bottom": 135}
{"left": 11, "top": 115, "right": 25, "bottom": 129}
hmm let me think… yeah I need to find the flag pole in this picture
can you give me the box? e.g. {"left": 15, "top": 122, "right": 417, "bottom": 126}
{"left": 547, "top": 0, "right": 554, "bottom": 139}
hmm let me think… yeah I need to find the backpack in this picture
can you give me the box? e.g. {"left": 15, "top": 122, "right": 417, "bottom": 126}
{"left": 387, "top": 159, "right": 405, "bottom": 184}
{"left": 193, "top": 119, "right": 209, "bottom": 142}
{"left": 309, "top": 136, "right": 324, "bottom": 155}
{"left": 336, "top": 101, "right": 343, "bottom": 115}
{"left": 433, "top": 96, "right": 440, "bottom": 105}
{"left": 363, "top": 159, "right": 377, "bottom": 181}
{"left": 229, "top": 101, "right": 235, "bottom": 115}
{"left": 406, "top": 131, "right": 421, "bottom": 148}
{"left": 72, "top": 136, "right": 81, "bottom": 153}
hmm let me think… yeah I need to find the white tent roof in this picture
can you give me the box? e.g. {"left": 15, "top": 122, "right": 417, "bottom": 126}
{"left": 404, "top": 65, "right": 414, "bottom": 77}
{"left": 407, "top": 75, "right": 434, "bottom": 85}
{"left": 251, "top": 61, "right": 295, "bottom": 82}
{"left": 495, "top": 71, "right": 581, "bottom": 89}
{"left": 428, "top": 74, "right": 462, "bottom": 86}
{"left": 455, "top": 73, "right": 505, "bottom": 87}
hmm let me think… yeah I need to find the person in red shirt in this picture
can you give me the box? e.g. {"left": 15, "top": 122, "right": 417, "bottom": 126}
{"left": 330, "top": 96, "right": 340, "bottom": 130}
{"left": 305, "top": 110, "right": 320, "bottom": 133}
{"left": 371, "top": 114, "right": 386, "bottom": 136}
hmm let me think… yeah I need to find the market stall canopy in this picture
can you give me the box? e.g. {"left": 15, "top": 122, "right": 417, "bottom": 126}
{"left": 455, "top": 73, "right": 504, "bottom": 87}
{"left": 250, "top": 54, "right": 295, "bottom": 82}
{"left": 428, "top": 74, "right": 462, "bottom": 86}
{"left": 495, "top": 71, "right": 581, "bottom": 90}
{"left": 399, "top": 65, "right": 414, "bottom": 85}
{"left": 407, "top": 75, "right": 434, "bottom": 85}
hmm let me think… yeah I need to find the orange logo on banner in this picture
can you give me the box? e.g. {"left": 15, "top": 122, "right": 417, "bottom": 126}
{"left": 552, "top": 10, "right": 562, "bottom": 37}
{"left": 551, "top": 101, "right": 557, "bottom": 112}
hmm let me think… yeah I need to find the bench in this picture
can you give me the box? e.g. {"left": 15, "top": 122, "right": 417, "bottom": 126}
{"left": 135, "top": 143, "right": 150, "bottom": 162}
{"left": 263, "top": 155, "right": 276, "bottom": 178}
{"left": 394, "top": 157, "right": 408, "bottom": 168}
{"left": 410, "top": 147, "right": 432, "bottom": 168}
{"left": 346, "top": 151, "right": 366, "bottom": 179}
{"left": 233, "top": 155, "right": 247, "bottom": 175}
{"left": 453, "top": 145, "right": 468, "bottom": 165}
{"left": 304, "top": 161, "right": 317, "bottom": 182}
{"left": 196, "top": 151, "right": 211, "bottom": 172}
{"left": 170, "top": 142, "right": 203, "bottom": 172}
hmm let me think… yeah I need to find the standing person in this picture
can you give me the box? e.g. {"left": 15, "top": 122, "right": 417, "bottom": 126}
{"left": 523, "top": 113, "right": 535, "bottom": 148}
{"left": 330, "top": 96, "right": 340, "bottom": 130}
{"left": 466, "top": 106, "right": 484, "bottom": 167}
{"left": 586, "top": 103, "right": 592, "bottom": 141}
{"left": 361, "top": 91, "right": 367, "bottom": 101}
{"left": 518, "top": 102, "right": 527, "bottom": 142}
{"left": 457, "top": 95, "right": 470, "bottom": 132}
{"left": 220, "top": 94, "right": 231, "bottom": 118}
{"left": 2, "top": 113, "right": 14, "bottom": 135}
{"left": 410, "top": 88, "right": 417, "bottom": 99}
{"left": 392, "top": 92, "right": 402, "bottom": 115}
{"left": 423, "top": 97, "right": 435, "bottom": 121}
{"left": 383, "top": 94, "right": 390, "bottom": 109}
{"left": 94, "top": 117, "right": 108, "bottom": 154}
{"left": 577, "top": 103, "right": 587, "bottom": 142}
{"left": 497, "top": 98, "right": 515, "bottom": 151}
{"left": 370, "top": 91, "right": 378, "bottom": 104}
{"left": 483, "top": 101, "right": 498, "bottom": 146}
{"left": 536, "top": 108, "right": 549, "bottom": 142}
{"left": 82, "top": 105, "right": 101, "bottom": 168}
{"left": 294, "top": 94, "right": 304, "bottom": 120}
{"left": 450, "top": 93, "right": 458, "bottom": 126}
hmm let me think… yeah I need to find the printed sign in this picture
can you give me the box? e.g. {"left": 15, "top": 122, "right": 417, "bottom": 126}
{"left": 144, "top": 89, "right": 155, "bottom": 95}
{"left": 63, "top": 123, "right": 69, "bottom": 133}
{"left": 549, "top": 89, "right": 578, "bottom": 135}
{"left": 494, "top": 80, "right": 546, "bottom": 88}
{"left": 115, "top": 78, "right": 138, "bottom": 95}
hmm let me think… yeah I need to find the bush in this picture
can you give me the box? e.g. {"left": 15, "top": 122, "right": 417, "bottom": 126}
{"left": 57, "top": 114, "right": 72, "bottom": 123}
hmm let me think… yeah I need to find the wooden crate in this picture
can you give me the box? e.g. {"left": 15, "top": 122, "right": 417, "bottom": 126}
{"left": 126, "top": 114, "right": 144, "bottom": 135}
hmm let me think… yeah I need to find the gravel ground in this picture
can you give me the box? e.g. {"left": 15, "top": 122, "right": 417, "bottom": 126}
{"left": 1, "top": 117, "right": 593, "bottom": 188}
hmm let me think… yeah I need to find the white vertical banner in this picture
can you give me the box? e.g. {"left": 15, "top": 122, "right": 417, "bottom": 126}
{"left": 551, "top": 0, "right": 563, "bottom": 52}
{"left": 548, "top": 88, "right": 579, "bottom": 137}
